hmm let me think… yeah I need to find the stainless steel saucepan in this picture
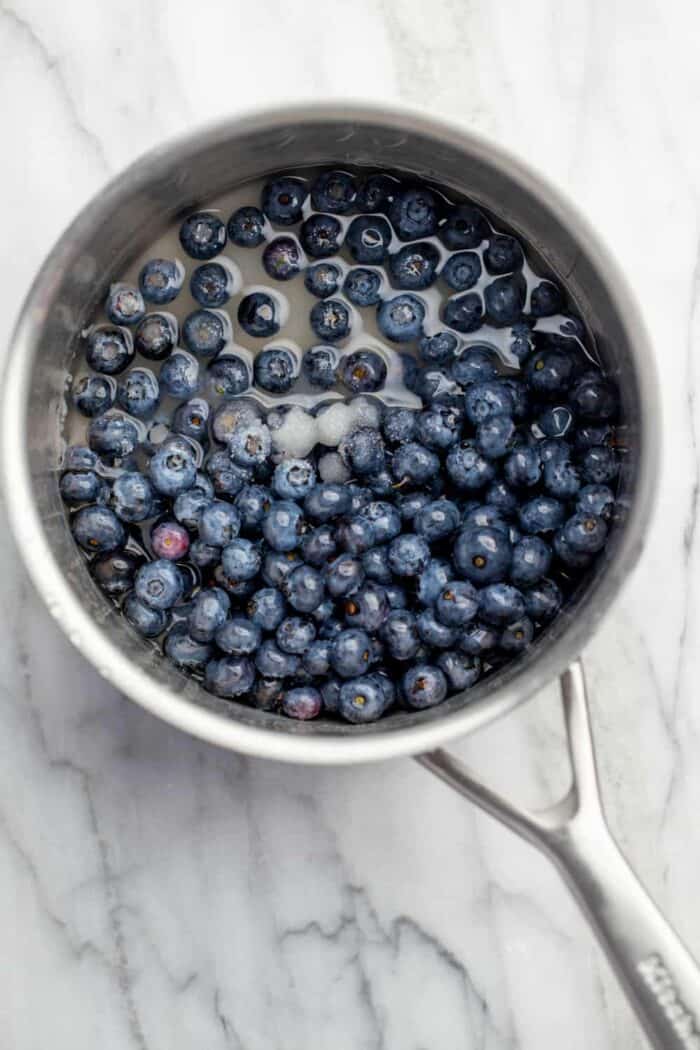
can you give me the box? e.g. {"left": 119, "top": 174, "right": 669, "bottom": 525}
{"left": 2, "top": 103, "right": 696, "bottom": 1049}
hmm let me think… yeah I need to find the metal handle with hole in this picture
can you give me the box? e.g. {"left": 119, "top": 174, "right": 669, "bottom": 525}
{"left": 418, "top": 663, "right": 700, "bottom": 1050}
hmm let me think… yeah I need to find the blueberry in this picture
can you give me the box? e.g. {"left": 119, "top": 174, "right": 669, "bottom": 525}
{"left": 451, "top": 346, "right": 500, "bottom": 386}
{"left": 189, "top": 261, "right": 232, "bottom": 306}
{"left": 263, "top": 236, "right": 303, "bottom": 280}
{"left": 302, "top": 344, "right": 338, "bottom": 389}
{"left": 357, "top": 501, "right": 401, "bottom": 543}
{"left": 262, "top": 550, "right": 303, "bottom": 587}
{"left": 525, "top": 348, "right": 575, "bottom": 398}
{"left": 302, "top": 639, "right": 332, "bottom": 675}
{"left": 440, "top": 204, "right": 488, "bottom": 250}
{"left": 254, "top": 347, "right": 298, "bottom": 393}
{"left": 389, "top": 185, "right": 438, "bottom": 241}
{"left": 338, "top": 349, "right": 386, "bottom": 394}
{"left": 253, "top": 677, "right": 284, "bottom": 710}
{"left": 325, "top": 553, "right": 365, "bottom": 597}
{"left": 117, "top": 368, "right": 159, "bottom": 418}
{"left": 357, "top": 173, "right": 397, "bottom": 212}
{"left": 453, "top": 525, "right": 512, "bottom": 583}
{"left": 151, "top": 520, "right": 190, "bottom": 560}
{"left": 187, "top": 587, "right": 230, "bottom": 642}
{"left": 199, "top": 501, "right": 241, "bottom": 546}
{"left": 234, "top": 484, "right": 271, "bottom": 532}
{"left": 211, "top": 399, "right": 262, "bottom": 444}
{"left": 173, "top": 398, "right": 210, "bottom": 444}
{"left": 445, "top": 442, "right": 496, "bottom": 490}
{"left": 383, "top": 407, "right": 418, "bottom": 445}
{"left": 530, "top": 280, "right": 564, "bottom": 318}
{"left": 105, "top": 284, "right": 145, "bottom": 327}
{"left": 204, "top": 654, "right": 256, "bottom": 697}
{"left": 347, "top": 484, "right": 373, "bottom": 513}
{"left": 123, "top": 592, "right": 169, "bottom": 638}
{"left": 226, "top": 204, "right": 265, "bottom": 247}
{"left": 523, "top": 578, "right": 562, "bottom": 622}
{"left": 391, "top": 442, "right": 439, "bottom": 486}
{"left": 174, "top": 479, "right": 214, "bottom": 530}
{"left": 88, "top": 412, "right": 140, "bottom": 460}
{"left": 509, "top": 322, "right": 535, "bottom": 363}
{"left": 442, "top": 251, "right": 481, "bottom": 292}
{"left": 228, "top": 421, "right": 272, "bottom": 469}
{"left": 108, "top": 472, "right": 154, "bottom": 523}
{"left": 414, "top": 558, "right": 448, "bottom": 607}
{"left": 500, "top": 617, "right": 534, "bottom": 652}
{"left": 304, "top": 483, "right": 351, "bottom": 523}
{"left": 85, "top": 326, "right": 134, "bottom": 375}
{"left": 480, "top": 583, "right": 525, "bottom": 625}
{"left": 221, "top": 538, "right": 261, "bottom": 581}
{"left": 276, "top": 616, "right": 316, "bottom": 655}
{"left": 262, "top": 500, "right": 304, "bottom": 551}
{"left": 535, "top": 405, "right": 575, "bottom": 440}
{"left": 319, "top": 617, "right": 345, "bottom": 641}
{"left": 435, "top": 580, "right": 479, "bottom": 627}
{"left": 441, "top": 290, "right": 484, "bottom": 333}
{"left": 562, "top": 512, "right": 608, "bottom": 553}
{"left": 339, "top": 426, "right": 386, "bottom": 477}
{"left": 346, "top": 215, "right": 392, "bottom": 264}
{"left": 402, "top": 664, "right": 448, "bottom": 709}
{"left": 304, "top": 262, "right": 341, "bottom": 299}
{"left": 574, "top": 424, "right": 614, "bottom": 451}
{"left": 181, "top": 309, "right": 228, "bottom": 357}
{"left": 387, "top": 534, "right": 430, "bottom": 577}
{"left": 510, "top": 536, "right": 552, "bottom": 587}
{"left": 463, "top": 381, "right": 512, "bottom": 426}
{"left": 261, "top": 177, "right": 306, "bottom": 226}
{"left": 539, "top": 438, "right": 572, "bottom": 464}
{"left": 343, "top": 582, "right": 388, "bottom": 631}
{"left": 419, "top": 331, "right": 459, "bottom": 365}
{"left": 366, "top": 469, "right": 395, "bottom": 497}
{"left": 459, "top": 622, "right": 499, "bottom": 656}
{"left": 60, "top": 469, "right": 104, "bottom": 505}
{"left": 206, "top": 451, "right": 251, "bottom": 497}
{"left": 361, "top": 545, "right": 392, "bottom": 583}
{"left": 189, "top": 540, "right": 220, "bottom": 569}
{"left": 72, "top": 374, "right": 115, "bottom": 418}
{"left": 91, "top": 549, "right": 141, "bottom": 597}
{"left": 159, "top": 352, "right": 200, "bottom": 399}
{"left": 385, "top": 584, "right": 408, "bottom": 610}
{"left": 282, "top": 685, "right": 322, "bottom": 720}
{"left": 553, "top": 529, "right": 593, "bottom": 569}
{"left": 135, "top": 559, "right": 184, "bottom": 610}
{"left": 389, "top": 243, "right": 440, "bottom": 290}
{"left": 330, "top": 628, "right": 373, "bottom": 678}
{"left": 569, "top": 372, "right": 618, "bottom": 421}
{"left": 377, "top": 609, "right": 418, "bottom": 661}
{"left": 336, "top": 517, "right": 377, "bottom": 555}
{"left": 149, "top": 441, "right": 197, "bottom": 497}
{"left": 300, "top": 213, "right": 343, "bottom": 258}
{"left": 518, "top": 496, "right": 565, "bottom": 535}
{"left": 485, "top": 480, "right": 519, "bottom": 517}
{"left": 139, "top": 258, "right": 184, "bottom": 304}
{"left": 576, "top": 484, "right": 615, "bottom": 522}
{"left": 484, "top": 234, "right": 524, "bottom": 275}
{"left": 179, "top": 212, "right": 226, "bottom": 260}
{"left": 238, "top": 292, "right": 280, "bottom": 338}
{"left": 376, "top": 294, "right": 425, "bottom": 343}
{"left": 461, "top": 505, "right": 509, "bottom": 534}
{"left": 310, "top": 298, "right": 351, "bottom": 342}
{"left": 414, "top": 405, "right": 460, "bottom": 452}
{"left": 543, "top": 457, "right": 582, "bottom": 499}
{"left": 134, "top": 313, "right": 177, "bottom": 360}
{"left": 580, "top": 445, "right": 619, "bottom": 485}
{"left": 63, "top": 446, "right": 98, "bottom": 471}
{"left": 311, "top": 170, "right": 357, "bottom": 213}
{"left": 338, "top": 675, "right": 390, "bottom": 723}
{"left": 503, "top": 446, "right": 542, "bottom": 489}
{"left": 215, "top": 615, "right": 262, "bottom": 655}
{"left": 414, "top": 500, "right": 460, "bottom": 542}
{"left": 343, "top": 268, "right": 383, "bottom": 307}
{"left": 484, "top": 273, "right": 527, "bottom": 326}
{"left": 247, "top": 587, "right": 286, "bottom": 631}
{"left": 476, "top": 414, "right": 516, "bottom": 459}
{"left": 437, "top": 651, "right": 481, "bottom": 691}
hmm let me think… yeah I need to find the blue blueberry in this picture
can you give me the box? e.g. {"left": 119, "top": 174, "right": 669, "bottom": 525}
{"left": 337, "top": 351, "right": 386, "bottom": 396}
{"left": 441, "top": 292, "right": 483, "bottom": 334}
{"left": 476, "top": 414, "right": 516, "bottom": 459}
{"left": 73, "top": 375, "right": 115, "bottom": 417}
{"left": 530, "top": 280, "right": 564, "bottom": 318}
{"left": 343, "top": 582, "right": 388, "bottom": 631}
{"left": 110, "top": 471, "right": 156, "bottom": 522}
{"left": 339, "top": 427, "right": 386, "bottom": 477}
{"left": 442, "top": 251, "right": 481, "bottom": 292}
{"left": 562, "top": 512, "right": 608, "bottom": 554}
{"left": 282, "top": 685, "right": 322, "bottom": 720}
{"left": 300, "top": 213, "right": 343, "bottom": 258}
{"left": 253, "top": 677, "right": 284, "bottom": 710}
{"left": 416, "top": 404, "right": 463, "bottom": 451}
{"left": 164, "top": 626, "right": 212, "bottom": 669}
{"left": 254, "top": 347, "right": 298, "bottom": 393}
{"left": 378, "top": 610, "right": 419, "bottom": 661}
{"left": 173, "top": 398, "right": 210, "bottom": 444}
{"left": 377, "top": 294, "right": 425, "bottom": 343}
{"left": 346, "top": 215, "right": 392, "bottom": 264}
{"left": 330, "top": 628, "right": 373, "bottom": 678}
{"left": 227, "top": 204, "right": 266, "bottom": 247}
{"left": 464, "top": 380, "right": 513, "bottom": 425}
{"left": 543, "top": 457, "right": 582, "bottom": 499}
{"left": 311, "top": 170, "right": 357, "bottom": 213}
{"left": 525, "top": 348, "right": 576, "bottom": 397}
{"left": 518, "top": 496, "right": 565, "bottom": 535}
{"left": 553, "top": 529, "right": 593, "bottom": 569}
{"left": 480, "top": 583, "right": 526, "bottom": 625}
{"left": 445, "top": 442, "right": 496, "bottom": 490}
{"left": 182, "top": 309, "right": 228, "bottom": 357}
{"left": 357, "top": 173, "right": 397, "bottom": 212}
{"left": 385, "top": 584, "right": 408, "bottom": 610}
{"left": 325, "top": 553, "right": 365, "bottom": 597}
{"left": 510, "top": 536, "right": 552, "bottom": 587}
{"left": 228, "top": 421, "right": 272, "bottom": 468}
{"left": 221, "top": 538, "right": 261, "bottom": 581}
{"left": 366, "top": 469, "right": 395, "bottom": 497}
{"left": 319, "top": 617, "right": 345, "bottom": 641}
{"left": 304, "top": 262, "right": 341, "bottom": 299}
{"left": 63, "top": 446, "right": 98, "bottom": 471}
{"left": 60, "top": 469, "right": 104, "bottom": 505}
{"left": 337, "top": 514, "right": 379, "bottom": 554}
{"left": 383, "top": 407, "right": 418, "bottom": 445}
{"left": 85, "top": 326, "right": 134, "bottom": 374}
{"left": 451, "top": 346, "right": 500, "bottom": 386}
{"left": 276, "top": 616, "right": 316, "bottom": 655}
{"left": 262, "top": 500, "right": 304, "bottom": 551}
{"left": 574, "top": 424, "right": 614, "bottom": 451}
{"left": 88, "top": 412, "right": 140, "bottom": 459}
{"left": 135, "top": 559, "right": 184, "bottom": 610}
{"left": 159, "top": 351, "right": 200, "bottom": 398}
{"left": 576, "top": 484, "right": 615, "bottom": 522}
{"left": 440, "top": 204, "right": 488, "bottom": 251}
{"left": 461, "top": 505, "right": 509, "bottom": 535}
{"left": 263, "top": 236, "right": 303, "bottom": 280}
{"left": 435, "top": 580, "right": 479, "bottom": 627}
{"left": 117, "top": 368, "right": 159, "bottom": 417}
{"left": 247, "top": 587, "right": 286, "bottom": 631}
{"left": 139, "top": 258, "right": 184, "bottom": 304}
{"left": 238, "top": 292, "right": 280, "bottom": 338}
{"left": 437, "top": 651, "right": 481, "bottom": 691}
{"left": 123, "top": 592, "right": 169, "bottom": 638}
{"left": 485, "top": 480, "right": 519, "bottom": 517}
{"left": 391, "top": 442, "right": 439, "bottom": 486}
{"left": 361, "top": 545, "right": 392, "bottom": 583}
{"left": 347, "top": 484, "right": 373, "bottom": 513}
{"left": 523, "top": 578, "right": 562, "bottom": 623}
{"left": 338, "top": 675, "right": 390, "bottom": 723}
{"left": 539, "top": 438, "right": 572, "bottom": 464}
{"left": 534, "top": 405, "right": 574, "bottom": 440}
{"left": 261, "top": 177, "right": 306, "bottom": 225}
{"left": 211, "top": 399, "right": 262, "bottom": 444}
{"left": 302, "top": 639, "right": 332, "bottom": 676}
{"left": 414, "top": 500, "right": 460, "bottom": 543}
{"left": 215, "top": 616, "right": 262, "bottom": 655}
{"left": 357, "top": 501, "right": 401, "bottom": 543}
{"left": 343, "top": 267, "right": 383, "bottom": 307}
{"left": 484, "top": 234, "right": 524, "bottom": 275}
{"left": 389, "top": 242, "right": 440, "bottom": 290}
{"left": 189, "top": 540, "right": 220, "bottom": 569}
{"left": 302, "top": 344, "right": 338, "bottom": 389}
{"left": 234, "top": 484, "right": 271, "bottom": 532}
{"left": 199, "top": 500, "right": 241, "bottom": 546}
{"left": 503, "top": 446, "right": 542, "bottom": 489}
{"left": 569, "top": 372, "right": 618, "bottom": 421}
{"left": 459, "top": 622, "right": 499, "bottom": 656}
{"left": 419, "top": 331, "right": 459, "bottom": 365}
{"left": 174, "top": 477, "right": 214, "bottom": 530}
{"left": 414, "top": 558, "right": 449, "bottom": 607}
{"left": 310, "top": 298, "right": 351, "bottom": 342}
{"left": 304, "top": 483, "right": 351, "bottom": 522}
{"left": 206, "top": 450, "right": 251, "bottom": 497}
{"left": 453, "top": 525, "right": 512, "bottom": 583}
{"left": 105, "top": 284, "right": 145, "bottom": 327}
{"left": 499, "top": 617, "right": 534, "bottom": 653}
{"left": 203, "top": 654, "right": 256, "bottom": 696}
{"left": 149, "top": 441, "right": 197, "bottom": 496}
{"left": 389, "top": 185, "right": 438, "bottom": 241}
{"left": 402, "top": 664, "right": 448, "bottom": 709}
{"left": 509, "top": 321, "right": 535, "bottom": 363}
{"left": 262, "top": 550, "right": 303, "bottom": 588}
{"left": 387, "top": 533, "right": 430, "bottom": 577}
{"left": 484, "top": 273, "right": 526, "bottom": 326}
{"left": 187, "top": 587, "right": 230, "bottom": 642}
{"left": 191, "top": 262, "right": 233, "bottom": 308}
{"left": 72, "top": 504, "right": 125, "bottom": 554}
{"left": 580, "top": 445, "right": 619, "bottom": 485}
{"left": 134, "top": 313, "right": 177, "bottom": 360}
{"left": 179, "top": 212, "right": 226, "bottom": 260}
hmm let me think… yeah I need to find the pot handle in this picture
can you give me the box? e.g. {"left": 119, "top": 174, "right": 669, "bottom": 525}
{"left": 418, "top": 662, "right": 700, "bottom": 1050}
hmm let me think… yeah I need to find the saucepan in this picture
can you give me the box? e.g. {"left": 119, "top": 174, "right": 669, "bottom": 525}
{"left": 2, "top": 103, "right": 697, "bottom": 1048}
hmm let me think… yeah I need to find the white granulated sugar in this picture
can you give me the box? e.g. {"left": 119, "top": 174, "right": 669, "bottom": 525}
{"left": 270, "top": 406, "right": 318, "bottom": 458}
{"left": 316, "top": 402, "right": 354, "bottom": 447}
{"left": 318, "top": 452, "right": 351, "bottom": 484}
{"left": 349, "top": 397, "right": 382, "bottom": 429}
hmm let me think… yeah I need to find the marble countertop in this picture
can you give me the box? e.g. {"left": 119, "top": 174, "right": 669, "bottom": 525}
{"left": 1, "top": 1, "right": 699, "bottom": 1047}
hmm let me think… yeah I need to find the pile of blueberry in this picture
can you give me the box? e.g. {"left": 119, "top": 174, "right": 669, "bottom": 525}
{"left": 60, "top": 168, "right": 623, "bottom": 723}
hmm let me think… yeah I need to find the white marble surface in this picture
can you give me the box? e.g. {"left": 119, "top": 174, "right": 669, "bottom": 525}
{"left": 1, "top": 1, "right": 699, "bottom": 1047}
